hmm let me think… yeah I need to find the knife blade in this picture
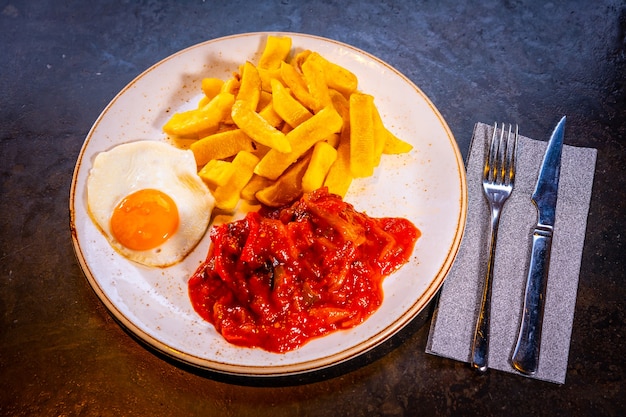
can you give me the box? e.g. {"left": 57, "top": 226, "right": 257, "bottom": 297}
{"left": 511, "top": 116, "right": 566, "bottom": 375}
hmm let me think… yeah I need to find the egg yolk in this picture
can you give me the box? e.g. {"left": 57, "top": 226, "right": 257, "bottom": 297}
{"left": 110, "top": 189, "right": 179, "bottom": 251}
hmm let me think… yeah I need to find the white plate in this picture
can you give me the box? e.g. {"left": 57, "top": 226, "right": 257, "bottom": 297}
{"left": 70, "top": 32, "right": 467, "bottom": 377}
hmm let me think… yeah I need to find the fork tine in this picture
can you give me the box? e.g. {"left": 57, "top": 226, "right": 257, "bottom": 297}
{"left": 508, "top": 124, "right": 519, "bottom": 184}
{"left": 500, "top": 123, "right": 511, "bottom": 184}
{"left": 495, "top": 124, "right": 505, "bottom": 181}
{"left": 484, "top": 122, "right": 499, "bottom": 182}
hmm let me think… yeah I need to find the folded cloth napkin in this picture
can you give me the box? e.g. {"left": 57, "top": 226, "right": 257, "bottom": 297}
{"left": 425, "top": 122, "right": 597, "bottom": 384}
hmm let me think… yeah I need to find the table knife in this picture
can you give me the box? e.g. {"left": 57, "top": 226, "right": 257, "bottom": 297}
{"left": 511, "top": 116, "right": 566, "bottom": 375}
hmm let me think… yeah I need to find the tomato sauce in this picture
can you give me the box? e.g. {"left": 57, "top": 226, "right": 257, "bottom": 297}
{"left": 188, "top": 188, "right": 420, "bottom": 353}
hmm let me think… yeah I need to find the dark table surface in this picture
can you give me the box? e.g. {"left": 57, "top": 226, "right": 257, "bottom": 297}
{"left": 2, "top": 0, "right": 625, "bottom": 416}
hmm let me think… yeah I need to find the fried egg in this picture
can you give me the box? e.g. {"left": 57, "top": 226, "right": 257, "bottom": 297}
{"left": 87, "top": 140, "right": 215, "bottom": 267}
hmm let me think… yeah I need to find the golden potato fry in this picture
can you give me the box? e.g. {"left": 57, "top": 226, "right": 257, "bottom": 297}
{"left": 281, "top": 122, "right": 293, "bottom": 134}
{"left": 257, "top": 67, "right": 283, "bottom": 92}
{"left": 254, "top": 106, "right": 343, "bottom": 180}
{"left": 382, "top": 128, "right": 414, "bottom": 154}
{"left": 329, "top": 89, "right": 350, "bottom": 122}
{"left": 349, "top": 93, "right": 375, "bottom": 178}
{"left": 306, "top": 52, "right": 358, "bottom": 97}
{"left": 257, "top": 102, "right": 285, "bottom": 128}
{"left": 258, "top": 90, "right": 273, "bottom": 111}
{"left": 301, "top": 56, "right": 332, "bottom": 110}
{"left": 212, "top": 151, "right": 260, "bottom": 211}
{"left": 240, "top": 174, "right": 274, "bottom": 202}
{"left": 217, "top": 79, "right": 239, "bottom": 126}
{"left": 197, "top": 96, "right": 210, "bottom": 108}
{"left": 163, "top": 92, "right": 234, "bottom": 137}
{"left": 190, "top": 128, "right": 255, "bottom": 166}
{"left": 302, "top": 141, "right": 338, "bottom": 193}
{"left": 324, "top": 127, "right": 353, "bottom": 197}
{"left": 324, "top": 132, "right": 340, "bottom": 148}
{"left": 202, "top": 77, "right": 225, "bottom": 100}
{"left": 255, "top": 153, "right": 311, "bottom": 207}
{"left": 198, "top": 159, "right": 236, "bottom": 188}
{"left": 271, "top": 79, "right": 313, "bottom": 128}
{"left": 291, "top": 49, "right": 311, "bottom": 69}
{"left": 236, "top": 61, "right": 262, "bottom": 111}
{"left": 279, "top": 61, "right": 319, "bottom": 111}
{"left": 220, "top": 77, "right": 240, "bottom": 95}
{"left": 258, "top": 35, "right": 292, "bottom": 70}
{"left": 372, "top": 103, "right": 386, "bottom": 167}
{"left": 231, "top": 100, "right": 291, "bottom": 153}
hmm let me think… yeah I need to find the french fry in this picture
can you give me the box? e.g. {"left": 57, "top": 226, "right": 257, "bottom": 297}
{"left": 271, "top": 79, "right": 313, "bottom": 128}
{"left": 324, "top": 127, "right": 353, "bottom": 197}
{"left": 302, "top": 141, "right": 338, "bottom": 193}
{"left": 198, "top": 159, "right": 236, "bottom": 188}
{"left": 236, "top": 61, "right": 262, "bottom": 111}
{"left": 372, "top": 104, "right": 386, "bottom": 167}
{"left": 230, "top": 100, "right": 291, "bottom": 153}
{"left": 257, "top": 102, "right": 284, "bottom": 128}
{"left": 306, "top": 52, "right": 358, "bottom": 97}
{"left": 220, "top": 77, "right": 240, "bottom": 95}
{"left": 329, "top": 89, "right": 350, "bottom": 122}
{"left": 197, "top": 96, "right": 210, "bottom": 109}
{"left": 383, "top": 129, "right": 414, "bottom": 154}
{"left": 212, "top": 151, "right": 260, "bottom": 211}
{"left": 292, "top": 49, "right": 312, "bottom": 69}
{"left": 301, "top": 56, "right": 332, "bottom": 111}
{"left": 324, "top": 133, "right": 340, "bottom": 148}
{"left": 258, "top": 35, "right": 292, "bottom": 70}
{"left": 190, "top": 128, "right": 255, "bottom": 166}
{"left": 240, "top": 174, "right": 274, "bottom": 202}
{"left": 281, "top": 122, "right": 293, "bottom": 134}
{"left": 257, "top": 102, "right": 284, "bottom": 129}
{"left": 349, "top": 93, "right": 375, "bottom": 178}
{"left": 255, "top": 153, "right": 311, "bottom": 207}
{"left": 257, "top": 67, "right": 282, "bottom": 92}
{"left": 254, "top": 106, "right": 343, "bottom": 180}
{"left": 216, "top": 79, "right": 239, "bottom": 126}
{"left": 202, "top": 77, "right": 225, "bottom": 100}
{"left": 258, "top": 90, "right": 273, "bottom": 111}
{"left": 163, "top": 92, "right": 235, "bottom": 138}
{"left": 279, "top": 61, "right": 319, "bottom": 111}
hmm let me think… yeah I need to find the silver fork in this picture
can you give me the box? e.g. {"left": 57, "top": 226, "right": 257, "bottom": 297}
{"left": 470, "top": 122, "right": 519, "bottom": 372}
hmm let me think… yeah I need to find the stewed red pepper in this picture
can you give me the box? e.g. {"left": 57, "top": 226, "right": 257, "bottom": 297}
{"left": 188, "top": 188, "right": 420, "bottom": 352}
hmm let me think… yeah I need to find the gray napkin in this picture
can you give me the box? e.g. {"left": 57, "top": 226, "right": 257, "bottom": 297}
{"left": 426, "top": 122, "right": 597, "bottom": 384}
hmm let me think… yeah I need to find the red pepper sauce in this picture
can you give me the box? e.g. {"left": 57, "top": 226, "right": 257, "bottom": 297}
{"left": 188, "top": 188, "right": 420, "bottom": 353}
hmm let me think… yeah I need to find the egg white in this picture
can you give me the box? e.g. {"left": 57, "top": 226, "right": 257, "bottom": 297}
{"left": 87, "top": 140, "right": 215, "bottom": 267}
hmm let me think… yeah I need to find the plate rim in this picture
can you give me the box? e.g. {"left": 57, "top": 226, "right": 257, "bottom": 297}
{"left": 69, "top": 31, "right": 467, "bottom": 377}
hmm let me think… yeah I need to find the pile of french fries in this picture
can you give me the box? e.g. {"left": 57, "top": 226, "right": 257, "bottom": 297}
{"left": 163, "top": 35, "right": 413, "bottom": 211}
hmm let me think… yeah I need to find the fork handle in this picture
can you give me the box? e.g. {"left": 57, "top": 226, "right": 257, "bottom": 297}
{"left": 470, "top": 207, "right": 501, "bottom": 372}
{"left": 511, "top": 227, "right": 552, "bottom": 375}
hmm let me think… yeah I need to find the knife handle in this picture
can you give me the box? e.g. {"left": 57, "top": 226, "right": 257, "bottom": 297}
{"left": 511, "top": 227, "right": 552, "bottom": 375}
